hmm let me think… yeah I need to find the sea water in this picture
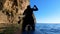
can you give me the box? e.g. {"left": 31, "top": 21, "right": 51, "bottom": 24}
{"left": 35, "top": 23, "right": 60, "bottom": 34}
{"left": 22, "top": 23, "right": 60, "bottom": 34}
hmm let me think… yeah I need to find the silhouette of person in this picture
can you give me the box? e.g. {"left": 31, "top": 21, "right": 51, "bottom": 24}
{"left": 22, "top": 5, "right": 38, "bottom": 31}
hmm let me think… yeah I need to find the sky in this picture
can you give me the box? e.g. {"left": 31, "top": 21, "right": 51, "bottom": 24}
{"left": 30, "top": 0, "right": 60, "bottom": 23}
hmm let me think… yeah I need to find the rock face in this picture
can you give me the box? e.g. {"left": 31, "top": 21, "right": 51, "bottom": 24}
{"left": 0, "top": 0, "right": 29, "bottom": 23}
{"left": 0, "top": 0, "right": 36, "bottom": 33}
{"left": 0, "top": 0, "right": 30, "bottom": 33}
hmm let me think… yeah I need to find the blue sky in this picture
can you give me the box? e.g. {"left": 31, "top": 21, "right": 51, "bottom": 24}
{"left": 30, "top": 0, "right": 60, "bottom": 23}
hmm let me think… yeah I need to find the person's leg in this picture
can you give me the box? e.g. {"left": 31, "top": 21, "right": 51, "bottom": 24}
{"left": 27, "top": 24, "right": 31, "bottom": 31}
{"left": 22, "top": 23, "right": 26, "bottom": 31}
{"left": 31, "top": 23, "right": 35, "bottom": 31}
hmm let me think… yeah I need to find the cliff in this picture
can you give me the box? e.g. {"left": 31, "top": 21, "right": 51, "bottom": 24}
{"left": 0, "top": 0, "right": 29, "bottom": 23}
{"left": 0, "top": 0, "right": 36, "bottom": 34}
{"left": 0, "top": 0, "right": 30, "bottom": 34}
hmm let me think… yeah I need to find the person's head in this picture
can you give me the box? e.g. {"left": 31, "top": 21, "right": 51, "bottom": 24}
{"left": 27, "top": 5, "right": 30, "bottom": 9}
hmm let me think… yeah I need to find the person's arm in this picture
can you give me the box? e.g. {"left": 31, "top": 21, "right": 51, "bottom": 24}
{"left": 32, "top": 5, "right": 38, "bottom": 11}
